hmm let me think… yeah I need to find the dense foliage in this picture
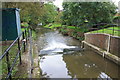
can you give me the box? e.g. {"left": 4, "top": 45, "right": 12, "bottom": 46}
{"left": 3, "top": 2, "right": 58, "bottom": 29}
{"left": 62, "top": 2, "right": 117, "bottom": 30}
{"left": 54, "top": 9, "right": 63, "bottom": 23}
{"left": 41, "top": 3, "right": 57, "bottom": 25}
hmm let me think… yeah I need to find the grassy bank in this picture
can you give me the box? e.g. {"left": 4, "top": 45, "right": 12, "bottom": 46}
{"left": 1, "top": 27, "right": 28, "bottom": 78}
{"left": 21, "top": 28, "right": 37, "bottom": 40}
{"left": 44, "top": 23, "right": 62, "bottom": 29}
{"left": 2, "top": 43, "right": 22, "bottom": 78}
{"left": 88, "top": 27, "right": 120, "bottom": 36}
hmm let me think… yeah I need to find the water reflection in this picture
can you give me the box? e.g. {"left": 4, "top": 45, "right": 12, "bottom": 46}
{"left": 98, "top": 72, "right": 111, "bottom": 79}
{"left": 40, "top": 50, "right": 118, "bottom": 78}
{"left": 40, "top": 54, "right": 71, "bottom": 78}
{"left": 62, "top": 51, "right": 118, "bottom": 78}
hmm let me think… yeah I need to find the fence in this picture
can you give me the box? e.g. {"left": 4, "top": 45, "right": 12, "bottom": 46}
{"left": 0, "top": 28, "right": 32, "bottom": 79}
{"left": 89, "top": 26, "right": 120, "bottom": 36}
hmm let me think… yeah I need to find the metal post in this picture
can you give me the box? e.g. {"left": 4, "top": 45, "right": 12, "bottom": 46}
{"left": 27, "top": 28, "right": 29, "bottom": 37}
{"left": 29, "top": 29, "right": 33, "bottom": 75}
{"left": 25, "top": 29, "right": 27, "bottom": 44}
{"left": 113, "top": 26, "right": 114, "bottom": 36}
{"left": 102, "top": 27, "right": 104, "bottom": 33}
{"left": 31, "top": 28, "right": 32, "bottom": 37}
{"left": 22, "top": 32, "right": 26, "bottom": 52}
{"left": 97, "top": 28, "right": 98, "bottom": 33}
{"left": 107, "top": 34, "right": 111, "bottom": 53}
{"left": 18, "top": 38, "right": 22, "bottom": 64}
{"left": 6, "top": 52, "right": 12, "bottom": 80}
{"left": 81, "top": 41, "right": 84, "bottom": 49}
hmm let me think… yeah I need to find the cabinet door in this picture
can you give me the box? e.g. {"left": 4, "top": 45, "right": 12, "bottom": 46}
{"left": 2, "top": 10, "right": 17, "bottom": 41}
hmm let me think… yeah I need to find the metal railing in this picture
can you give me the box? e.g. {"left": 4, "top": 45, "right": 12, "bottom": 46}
{"left": 0, "top": 28, "right": 31, "bottom": 80}
{"left": 89, "top": 26, "right": 120, "bottom": 36}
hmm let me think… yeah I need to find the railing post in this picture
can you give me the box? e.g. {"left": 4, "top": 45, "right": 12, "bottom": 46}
{"left": 27, "top": 28, "right": 29, "bottom": 37}
{"left": 102, "top": 27, "right": 104, "bottom": 33}
{"left": 6, "top": 52, "right": 12, "bottom": 80}
{"left": 18, "top": 38, "right": 22, "bottom": 64}
{"left": 25, "top": 29, "right": 27, "bottom": 44}
{"left": 113, "top": 26, "right": 114, "bottom": 36}
{"left": 31, "top": 28, "right": 32, "bottom": 37}
{"left": 29, "top": 29, "right": 33, "bottom": 75}
{"left": 22, "top": 32, "right": 26, "bottom": 52}
{"left": 97, "top": 28, "right": 99, "bottom": 33}
{"left": 81, "top": 41, "right": 84, "bottom": 49}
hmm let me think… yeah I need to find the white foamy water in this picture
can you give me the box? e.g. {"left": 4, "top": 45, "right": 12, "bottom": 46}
{"left": 40, "top": 40, "right": 77, "bottom": 55}
{"left": 40, "top": 31, "right": 77, "bottom": 55}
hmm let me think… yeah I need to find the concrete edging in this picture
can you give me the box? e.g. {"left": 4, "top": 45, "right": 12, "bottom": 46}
{"left": 82, "top": 41, "right": 120, "bottom": 65}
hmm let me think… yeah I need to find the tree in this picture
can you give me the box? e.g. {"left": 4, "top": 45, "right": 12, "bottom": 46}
{"left": 54, "top": 8, "right": 63, "bottom": 23}
{"left": 3, "top": 2, "right": 58, "bottom": 29}
{"left": 62, "top": 2, "right": 117, "bottom": 30}
{"left": 41, "top": 2, "right": 57, "bottom": 25}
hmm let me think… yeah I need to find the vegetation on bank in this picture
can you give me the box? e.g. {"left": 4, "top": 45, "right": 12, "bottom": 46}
{"left": 44, "top": 23, "right": 62, "bottom": 29}
{"left": 2, "top": 44, "right": 24, "bottom": 78}
{"left": 21, "top": 22, "right": 37, "bottom": 40}
{"left": 43, "top": 23, "right": 84, "bottom": 41}
{"left": 89, "top": 27, "right": 120, "bottom": 36}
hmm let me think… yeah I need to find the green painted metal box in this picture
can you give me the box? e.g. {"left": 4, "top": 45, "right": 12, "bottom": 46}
{"left": 1, "top": 8, "right": 22, "bottom": 41}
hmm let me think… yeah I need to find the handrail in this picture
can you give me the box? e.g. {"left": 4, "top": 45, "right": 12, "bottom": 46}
{"left": 0, "top": 33, "right": 22, "bottom": 61}
{"left": 90, "top": 28, "right": 120, "bottom": 32}
{"left": 89, "top": 26, "right": 120, "bottom": 36}
{"left": 7, "top": 44, "right": 23, "bottom": 79}
{"left": 0, "top": 28, "right": 30, "bottom": 79}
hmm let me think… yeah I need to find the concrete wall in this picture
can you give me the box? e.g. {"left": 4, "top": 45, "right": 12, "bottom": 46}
{"left": 110, "top": 36, "right": 120, "bottom": 56}
{"left": 85, "top": 33, "right": 120, "bottom": 57}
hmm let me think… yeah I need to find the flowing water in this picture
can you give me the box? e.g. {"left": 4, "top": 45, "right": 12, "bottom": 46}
{"left": 36, "top": 28, "right": 119, "bottom": 79}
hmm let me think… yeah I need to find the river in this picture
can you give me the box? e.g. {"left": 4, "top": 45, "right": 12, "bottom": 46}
{"left": 36, "top": 28, "right": 119, "bottom": 79}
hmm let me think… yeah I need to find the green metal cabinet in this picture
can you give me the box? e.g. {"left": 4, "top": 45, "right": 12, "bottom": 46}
{"left": 1, "top": 8, "right": 22, "bottom": 41}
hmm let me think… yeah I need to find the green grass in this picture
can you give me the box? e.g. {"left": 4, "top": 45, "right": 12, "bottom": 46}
{"left": 44, "top": 23, "right": 62, "bottom": 29}
{"left": 1, "top": 28, "right": 28, "bottom": 78}
{"left": 21, "top": 28, "right": 37, "bottom": 40}
{"left": 21, "top": 22, "right": 29, "bottom": 27}
{"left": 2, "top": 44, "right": 20, "bottom": 78}
{"left": 32, "top": 30, "right": 37, "bottom": 40}
{"left": 67, "top": 26, "right": 76, "bottom": 29}
{"left": 1, "top": 27, "right": 36, "bottom": 78}
{"left": 89, "top": 27, "right": 120, "bottom": 36}
{"left": 44, "top": 23, "right": 76, "bottom": 29}
{"left": 21, "top": 28, "right": 25, "bottom": 32}
{"left": 44, "top": 23, "right": 51, "bottom": 28}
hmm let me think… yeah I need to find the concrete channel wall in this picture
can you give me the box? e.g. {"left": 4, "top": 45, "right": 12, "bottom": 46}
{"left": 83, "top": 33, "right": 120, "bottom": 65}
